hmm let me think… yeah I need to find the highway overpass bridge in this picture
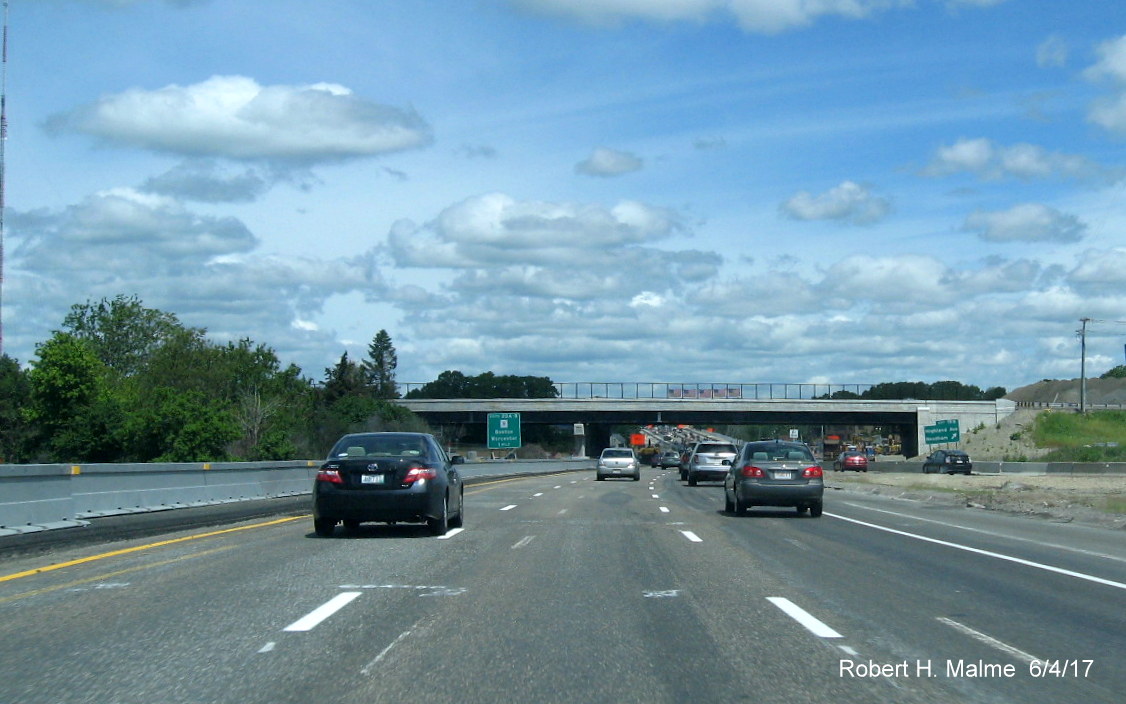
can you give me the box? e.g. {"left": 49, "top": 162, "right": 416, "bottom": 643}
{"left": 396, "top": 397, "right": 1018, "bottom": 458}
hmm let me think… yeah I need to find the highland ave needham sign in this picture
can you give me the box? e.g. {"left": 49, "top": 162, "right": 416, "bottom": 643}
{"left": 924, "top": 419, "right": 960, "bottom": 445}
{"left": 487, "top": 412, "right": 522, "bottom": 450}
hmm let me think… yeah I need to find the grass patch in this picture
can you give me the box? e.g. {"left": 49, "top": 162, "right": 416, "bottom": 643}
{"left": 1033, "top": 410, "right": 1126, "bottom": 461}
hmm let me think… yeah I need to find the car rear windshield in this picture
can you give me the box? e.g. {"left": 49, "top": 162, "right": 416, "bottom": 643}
{"left": 696, "top": 444, "right": 736, "bottom": 454}
{"left": 745, "top": 444, "right": 814, "bottom": 462}
{"left": 602, "top": 449, "right": 633, "bottom": 458}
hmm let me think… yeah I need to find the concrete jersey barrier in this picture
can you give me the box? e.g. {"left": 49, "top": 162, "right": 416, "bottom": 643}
{"left": 0, "top": 458, "right": 594, "bottom": 535}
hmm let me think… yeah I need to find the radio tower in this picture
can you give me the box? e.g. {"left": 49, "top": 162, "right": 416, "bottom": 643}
{"left": 0, "top": 0, "right": 8, "bottom": 357}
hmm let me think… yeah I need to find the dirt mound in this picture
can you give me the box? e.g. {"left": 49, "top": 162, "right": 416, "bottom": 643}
{"left": 1006, "top": 377, "right": 1126, "bottom": 405}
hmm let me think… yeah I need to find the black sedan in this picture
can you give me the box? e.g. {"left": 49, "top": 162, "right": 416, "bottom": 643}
{"left": 313, "top": 432, "right": 464, "bottom": 537}
{"left": 723, "top": 440, "right": 824, "bottom": 517}
{"left": 922, "top": 449, "right": 972, "bottom": 475}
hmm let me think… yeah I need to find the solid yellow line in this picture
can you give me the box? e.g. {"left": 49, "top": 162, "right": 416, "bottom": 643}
{"left": 0, "top": 515, "right": 307, "bottom": 584}
{"left": 0, "top": 544, "right": 238, "bottom": 604}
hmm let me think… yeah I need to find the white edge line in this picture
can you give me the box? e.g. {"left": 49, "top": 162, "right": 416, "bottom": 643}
{"left": 840, "top": 502, "right": 1126, "bottom": 564}
{"left": 499, "top": 505, "right": 518, "bottom": 511}
{"left": 937, "top": 617, "right": 1040, "bottom": 664}
{"left": 767, "top": 597, "right": 843, "bottom": 638}
{"left": 284, "top": 592, "right": 362, "bottom": 632}
{"left": 826, "top": 512, "right": 1126, "bottom": 591}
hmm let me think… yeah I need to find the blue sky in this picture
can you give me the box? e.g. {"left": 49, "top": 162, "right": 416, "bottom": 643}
{"left": 4, "top": 0, "right": 1126, "bottom": 391}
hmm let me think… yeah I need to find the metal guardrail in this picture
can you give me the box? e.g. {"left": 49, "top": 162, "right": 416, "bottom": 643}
{"left": 1013, "top": 401, "right": 1126, "bottom": 409}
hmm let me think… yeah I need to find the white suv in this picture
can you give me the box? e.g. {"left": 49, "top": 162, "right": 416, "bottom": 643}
{"left": 686, "top": 442, "right": 737, "bottom": 486}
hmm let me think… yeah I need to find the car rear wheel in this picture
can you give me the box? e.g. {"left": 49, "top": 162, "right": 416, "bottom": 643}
{"left": 633, "top": 473, "right": 641, "bottom": 481}
{"left": 596, "top": 473, "right": 605, "bottom": 481}
{"left": 314, "top": 518, "right": 336, "bottom": 537}
{"left": 343, "top": 519, "right": 361, "bottom": 531}
{"left": 733, "top": 493, "right": 747, "bottom": 516}
{"left": 724, "top": 491, "right": 734, "bottom": 513}
{"left": 809, "top": 502, "right": 823, "bottom": 518}
{"left": 449, "top": 490, "right": 464, "bottom": 528}
{"left": 428, "top": 497, "right": 449, "bottom": 536}
{"left": 687, "top": 473, "right": 698, "bottom": 486}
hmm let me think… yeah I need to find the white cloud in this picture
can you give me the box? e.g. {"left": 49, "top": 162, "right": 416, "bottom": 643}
{"left": 781, "top": 181, "right": 891, "bottom": 225}
{"left": 1084, "top": 35, "right": 1126, "bottom": 133}
{"left": 923, "top": 138, "right": 1116, "bottom": 182}
{"left": 46, "top": 75, "right": 433, "bottom": 163}
{"left": 388, "top": 193, "right": 688, "bottom": 270}
{"left": 575, "top": 147, "right": 644, "bottom": 177}
{"left": 511, "top": 0, "right": 916, "bottom": 33}
{"left": 963, "top": 203, "right": 1086, "bottom": 243}
{"left": 1036, "top": 35, "right": 1068, "bottom": 68}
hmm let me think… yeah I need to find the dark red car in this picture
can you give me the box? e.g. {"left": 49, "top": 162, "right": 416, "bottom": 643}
{"left": 833, "top": 451, "right": 868, "bottom": 472}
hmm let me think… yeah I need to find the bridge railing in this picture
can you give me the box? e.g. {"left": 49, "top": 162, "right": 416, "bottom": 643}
{"left": 400, "top": 382, "right": 877, "bottom": 400}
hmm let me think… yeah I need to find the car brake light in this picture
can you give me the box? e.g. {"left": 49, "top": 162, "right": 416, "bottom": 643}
{"left": 741, "top": 464, "right": 765, "bottom": 478}
{"left": 802, "top": 466, "right": 823, "bottom": 478}
{"left": 403, "top": 465, "right": 438, "bottom": 484}
{"left": 316, "top": 469, "right": 343, "bottom": 484}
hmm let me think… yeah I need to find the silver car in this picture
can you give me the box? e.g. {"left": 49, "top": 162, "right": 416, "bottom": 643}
{"left": 596, "top": 448, "right": 641, "bottom": 481}
{"left": 685, "top": 442, "right": 737, "bottom": 486}
{"left": 723, "top": 440, "right": 824, "bottom": 517}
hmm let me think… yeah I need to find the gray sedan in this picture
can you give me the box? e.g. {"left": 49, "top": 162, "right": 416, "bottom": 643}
{"left": 723, "top": 440, "right": 824, "bottom": 517}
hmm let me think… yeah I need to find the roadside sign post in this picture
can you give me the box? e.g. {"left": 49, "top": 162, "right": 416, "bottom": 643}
{"left": 487, "top": 412, "right": 522, "bottom": 450}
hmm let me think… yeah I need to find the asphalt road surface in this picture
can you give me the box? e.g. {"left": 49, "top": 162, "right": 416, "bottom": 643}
{"left": 1, "top": 467, "right": 1122, "bottom": 703}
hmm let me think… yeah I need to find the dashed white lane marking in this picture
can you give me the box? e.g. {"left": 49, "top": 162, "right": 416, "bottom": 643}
{"left": 557, "top": 509, "right": 568, "bottom": 516}
{"left": 680, "top": 530, "right": 703, "bottom": 543}
{"left": 652, "top": 494, "right": 660, "bottom": 499}
{"left": 937, "top": 617, "right": 1040, "bottom": 664}
{"left": 361, "top": 629, "right": 414, "bottom": 675}
{"left": 838, "top": 645, "right": 860, "bottom": 657}
{"left": 842, "top": 502, "right": 1126, "bottom": 564}
{"left": 767, "top": 597, "right": 843, "bottom": 638}
{"left": 284, "top": 592, "right": 362, "bottom": 632}
{"left": 533, "top": 492, "right": 544, "bottom": 497}
{"left": 436, "top": 528, "right": 464, "bottom": 540}
{"left": 258, "top": 642, "right": 276, "bottom": 653}
{"left": 512, "top": 535, "right": 535, "bottom": 549}
{"left": 659, "top": 506, "right": 670, "bottom": 513}
{"left": 828, "top": 513, "right": 1126, "bottom": 591}
{"left": 500, "top": 505, "right": 518, "bottom": 511}
{"left": 554, "top": 485, "right": 562, "bottom": 489}
{"left": 644, "top": 590, "right": 680, "bottom": 598}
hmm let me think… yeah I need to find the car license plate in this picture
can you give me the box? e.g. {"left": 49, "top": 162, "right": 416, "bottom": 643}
{"left": 361, "top": 474, "right": 386, "bottom": 484}
{"left": 773, "top": 471, "right": 793, "bottom": 480}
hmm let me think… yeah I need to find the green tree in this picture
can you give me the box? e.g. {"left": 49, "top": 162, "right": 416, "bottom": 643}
{"left": 122, "top": 388, "right": 240, "bottom": 462}
{"left": 24, "top": 333, "right": 124, "bottom": 461}
{"left": 1101, "top": 365, "right": 1126, "bottom": 379}
{"left": 63, "top": 294, "right": 189, "bottom": 377}
{"left": 362, "top": 329, "right": 399, "bottom": 399}
{"left": 0, "top": 354, "right": 33, "bottom": 463}
{"left": 405, "top": 370, "right": 559, "bottom": 399}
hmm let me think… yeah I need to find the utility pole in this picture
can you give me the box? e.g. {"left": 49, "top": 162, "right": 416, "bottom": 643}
{"left": 1078, "top": 317, "right": 1090, "bottom": 414}
{"left": 0, "top": 0, "right": 8, "bottom": 358}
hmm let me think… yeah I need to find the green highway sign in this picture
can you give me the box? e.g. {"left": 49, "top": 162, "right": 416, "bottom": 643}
{"left": 487, "top": 412, "right": 522, "bottom": 449}
{"left": 924, "top": 418, "right": 961, "bottom": 445}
